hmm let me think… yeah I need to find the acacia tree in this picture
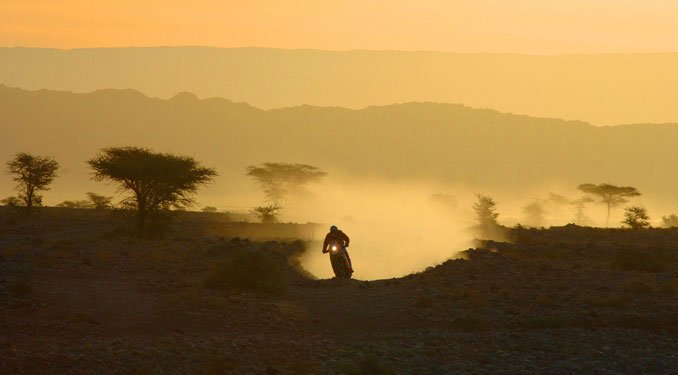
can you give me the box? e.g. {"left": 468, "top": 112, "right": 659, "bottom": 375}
{"left": 622, "top": 206, "right": 651, "bottom": 229}
{"left": 578, "top": 183, "right": 641, "bottom": 227}
{"left": 6, "top": 153, "right": 59, "bottom": 210}
{"left": 246, "top": 163, "right": 326, "bottom": 207}
{"left": 88, "top": 147, "right": 217, "bottom": 237}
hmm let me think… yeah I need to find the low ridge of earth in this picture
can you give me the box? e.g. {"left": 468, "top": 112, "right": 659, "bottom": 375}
{"left": 1, "top": 208, "right": 676, "bottom": 374}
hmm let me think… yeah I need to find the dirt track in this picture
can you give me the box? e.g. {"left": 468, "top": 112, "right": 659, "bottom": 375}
{"left": 1, "top": 208, "right": 676, "bottom": 374}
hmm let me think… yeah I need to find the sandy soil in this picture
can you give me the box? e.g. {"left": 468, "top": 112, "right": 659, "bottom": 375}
{"left": 1, "top": 208, "right": 676, "bottom": 374}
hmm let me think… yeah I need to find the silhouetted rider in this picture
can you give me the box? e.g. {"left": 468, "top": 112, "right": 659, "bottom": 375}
{"left": 322, "top": 225, "right": 353, "bottom": 273}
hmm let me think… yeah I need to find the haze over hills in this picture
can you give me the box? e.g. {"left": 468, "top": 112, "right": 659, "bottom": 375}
{"left": 1, "top": 85, "right": 677, "bottom": 216}
{"left": 2, "top": 47, "right": 678, "bottom": 125}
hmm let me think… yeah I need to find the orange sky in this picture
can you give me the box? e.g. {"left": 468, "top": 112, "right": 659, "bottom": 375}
{"left": 2, "top": 0, "right": 678, "bottom": 53}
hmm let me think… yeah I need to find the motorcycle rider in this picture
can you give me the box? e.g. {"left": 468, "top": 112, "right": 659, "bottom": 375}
{"left": 322, "top": 225, "right": 353, "bottom": 273}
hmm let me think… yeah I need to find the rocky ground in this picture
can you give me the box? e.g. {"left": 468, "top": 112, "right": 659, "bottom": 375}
{"left": 0, "top": 208, "right": 676, "bottom": 374}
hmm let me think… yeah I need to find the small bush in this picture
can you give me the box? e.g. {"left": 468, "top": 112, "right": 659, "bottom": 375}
{"left": 204, "top": 249, "right": 285, "bottom": 294}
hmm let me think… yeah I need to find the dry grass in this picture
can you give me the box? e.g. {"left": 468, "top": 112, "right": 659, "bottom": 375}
{"left": 342, "top": 354, "right": 395, "bottom": 375}
{"left": 446, "top": 285, "right": 488, "bottom": 308}
{"left": 659, "top": 279, "right": 677, "bottom": 295}
{"left": 49, "top": 239, "right": 79, "bottom": 259}
{"left": 9, "top": 279, "right": 33, "bottom": 298}
{"left": 1, "top": 243, "right": 32, "bottom": 259}
{"left": 583, "top": 294, "right": 628, "bottom": 308}
{"left": 71, "top": 312, "right": 101, "bottom": 325}
{"left": 94, "top": 247, "right": 120, "bottom": 264}
{"left": 448, "top": 314, "right": 495, "bottom": 331}
{"left": 612, "top": 249, "right": 669, "bottom": 272}
{"left": 519, "top": 315, "right": 568, "bottom": 329}
{"left": 413, "top": 293, "right": 434, "bottom": 308}
{"left": 622, "top": 279, "right": 654, "bottom": 295}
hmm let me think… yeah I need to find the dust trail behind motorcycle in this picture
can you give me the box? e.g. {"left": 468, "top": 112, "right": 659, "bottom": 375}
{"left": 285, "top": 178, "right": 476, "bottom": 280}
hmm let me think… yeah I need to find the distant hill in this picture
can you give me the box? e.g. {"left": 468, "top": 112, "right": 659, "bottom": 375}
{"left": 1, "top": 85, "right": 677, "bottom": 209}
{"left": 2, "top": 47, "right": 678, "bottom": 125}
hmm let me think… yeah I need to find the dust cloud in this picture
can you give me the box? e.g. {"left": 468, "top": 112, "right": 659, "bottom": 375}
{"left": 280, "top": 177, "right": 476, "bottom": 280}
{"left": 271, "top": 178, "right": 670, "bottom": 280}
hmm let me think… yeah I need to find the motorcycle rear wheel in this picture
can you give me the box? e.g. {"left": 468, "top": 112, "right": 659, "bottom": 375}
{"left": 330, "top": 252, "right": 351, "bottom": 279}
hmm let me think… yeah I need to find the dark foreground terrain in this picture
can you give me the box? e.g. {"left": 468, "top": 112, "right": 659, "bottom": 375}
{"left": 1, "top": 208, "right": 676, "bottom": 374}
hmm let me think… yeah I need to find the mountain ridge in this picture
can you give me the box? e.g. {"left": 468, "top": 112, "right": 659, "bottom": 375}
{"left": 1, "top": 85, "right": 677, "bottom": 210}
{"left": 0, "top": 83, "right": 601, "bottom": 127}
{"left": 3, "top": 47, "right": 678, "bottom": 125}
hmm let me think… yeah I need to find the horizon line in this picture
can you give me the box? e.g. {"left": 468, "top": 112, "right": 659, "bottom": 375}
{"left": 3, "top": 45, "right": 678, "bottom": 57}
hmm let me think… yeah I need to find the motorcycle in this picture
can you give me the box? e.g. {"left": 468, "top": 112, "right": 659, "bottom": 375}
{"left": 325, "top": 241, "right": 352, "bottom": 279}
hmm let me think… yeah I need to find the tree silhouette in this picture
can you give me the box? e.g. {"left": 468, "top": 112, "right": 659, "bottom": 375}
{"left": 1, "top": 196, "right": 21, "bottom": 207}
{"left": 578, "top": 183, "right": 640, "bottom": 227}
{"left": 661, "top": 214, "right": 678, "bottom": 228}
{"left": 622, "top": 206, "right": 650, "bottom": 229}
{"left": 246, "top": 163, "right": 326, "bottom": 207}
{"left": 522, "top": 200, "right": 546, "bottom": 228}
{"left": 473, "top": 194, "right": 500, "bottom": 237}
{"left": 88, "top": 147, "right": 216, "bottom": 237}
{"left": 6, "top": 153, "right": 59, "bottom": 210}
{"left": 86, "top": 192, "right": 114, "bottom": 209}
{"left": 571, "top": 196, "right": 595, "bottom": 226}
{"left": 57, "top": 200, "right": 91, "bottom": 208}
{"left": 252, "top": 205, "right": 280, "bottom": 224}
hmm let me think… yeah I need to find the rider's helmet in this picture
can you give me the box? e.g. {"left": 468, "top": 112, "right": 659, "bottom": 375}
{"left": 330, "top": 225, "right": 338, "bottom": 232}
